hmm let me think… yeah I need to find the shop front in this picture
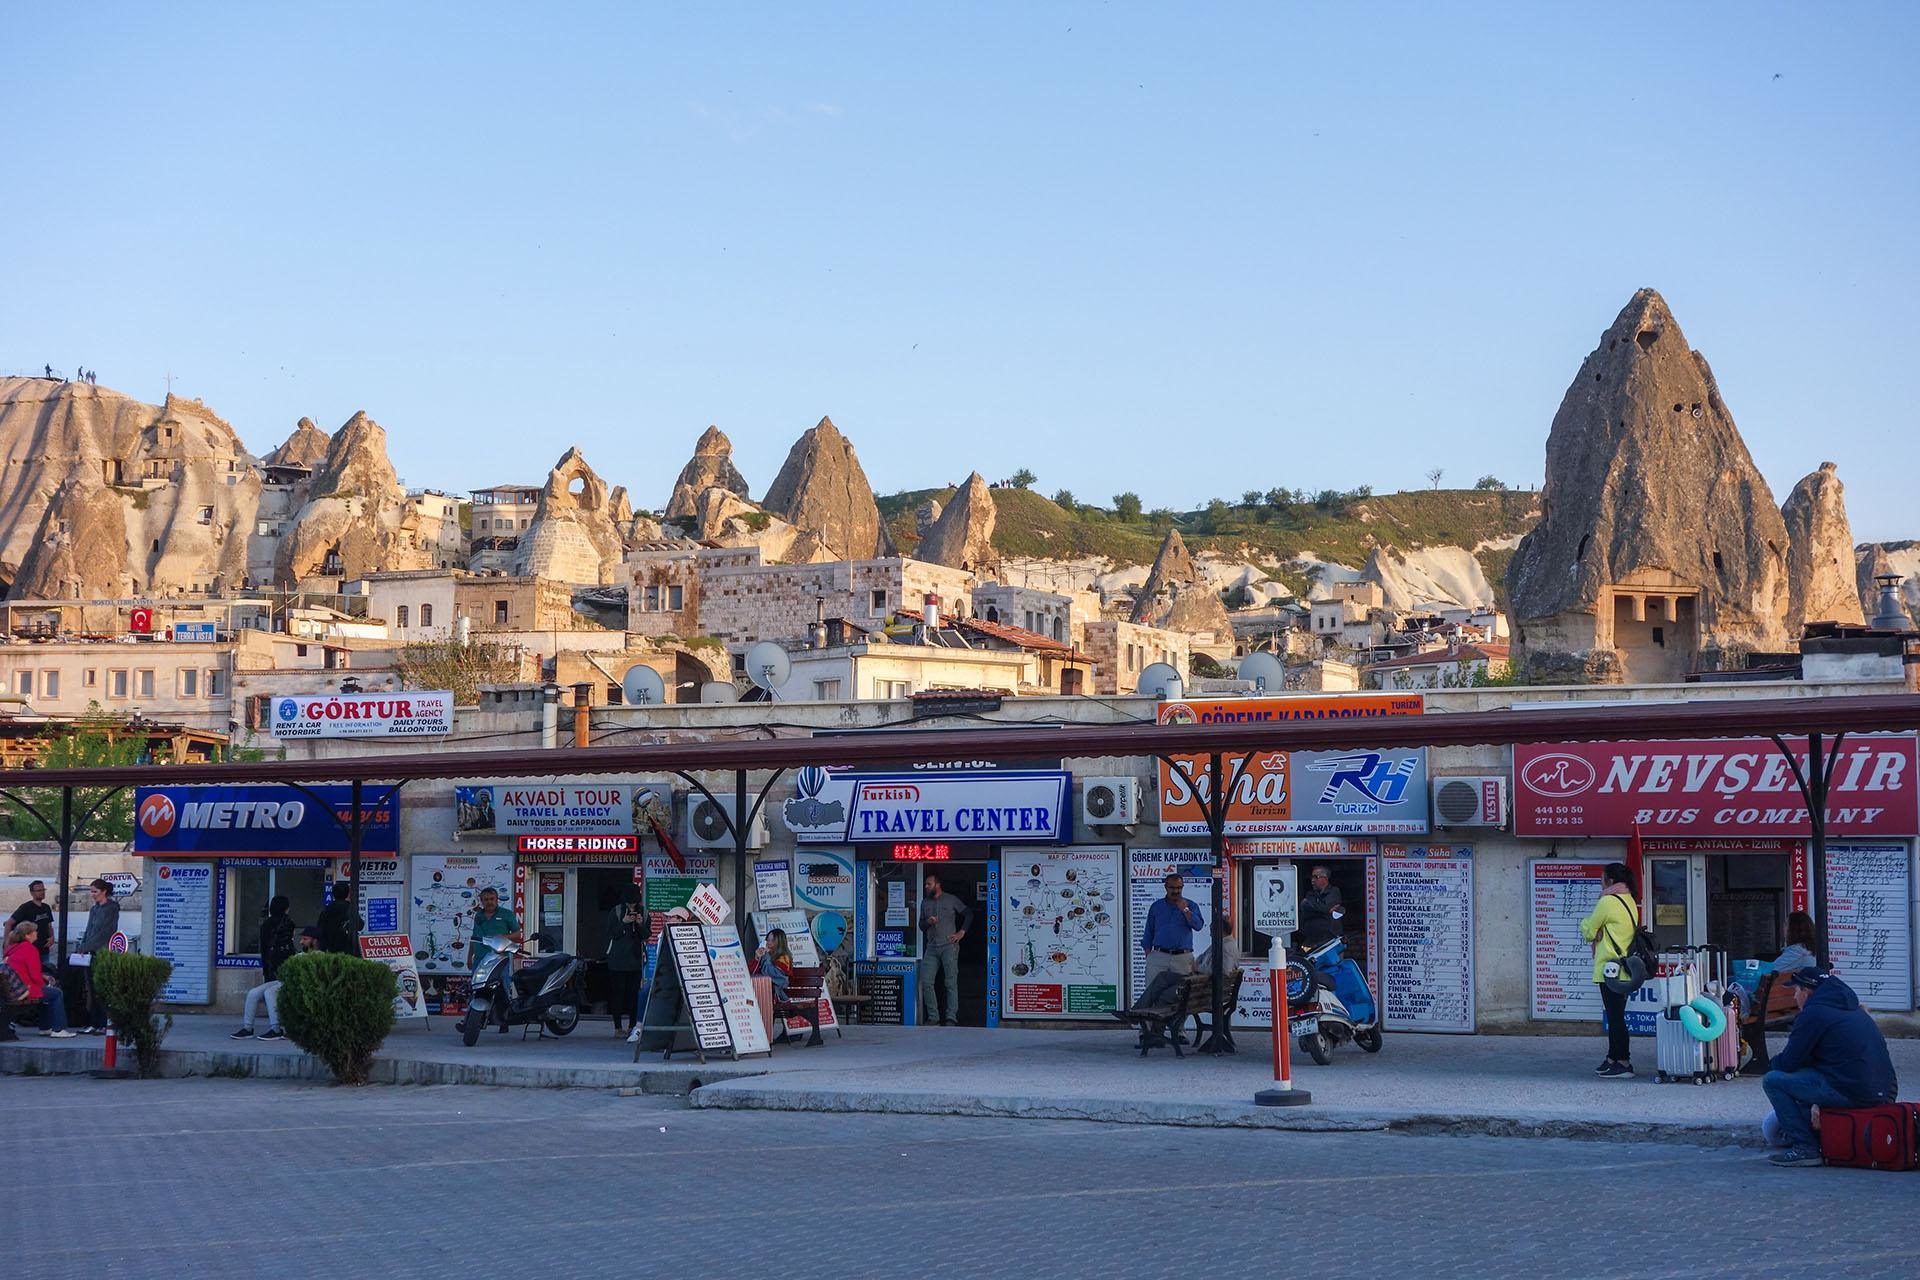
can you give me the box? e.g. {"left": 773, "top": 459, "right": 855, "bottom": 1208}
{"left": 786, "top": 765, "right": 1080, "bottom": 1026}
{"left": 132, "top": 784, "right": 399, "bottom": 1011}
{"left": 1515, "top": 736, "right": 1920, "bottom": 1020}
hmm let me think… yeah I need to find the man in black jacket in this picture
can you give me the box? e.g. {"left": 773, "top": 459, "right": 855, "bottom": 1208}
{"left": 73, "top": 879, "right": 120, "bottom": 1034}
{"left": 8, "top": 881, "right": 55, "bottom": 966}
{"left": 233, "top": 897, "right": 298, "bottom": 1040}
{"left": 1762, "top": 968, "right": 1900, "bottom": 1167}
{"left": 315, "top": 882, "right": 364, "bottom": 955}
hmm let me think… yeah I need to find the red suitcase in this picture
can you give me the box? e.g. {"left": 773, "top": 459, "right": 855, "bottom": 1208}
{"left": 1818, "top": 1103, "right": 1919, "bottom": 1170}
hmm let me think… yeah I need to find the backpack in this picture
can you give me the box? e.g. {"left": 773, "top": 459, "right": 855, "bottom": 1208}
{"left": 1, "top": 961, "right": 29, "bottom": 1006}
{"left": 261, "top": 915, "right": 297, "bottom": 978}
{"left": 1604, "top": 896, "right": 1658, "bottom": 993}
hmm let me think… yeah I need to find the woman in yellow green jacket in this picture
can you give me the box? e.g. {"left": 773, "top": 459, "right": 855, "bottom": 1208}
{"left": 1580, "top": 862, "right": 1641, "bottom": 1079}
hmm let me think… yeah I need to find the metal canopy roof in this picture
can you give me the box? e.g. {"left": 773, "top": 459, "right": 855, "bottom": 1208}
{"left": 4, "top": 693, "right": 1917, "bottom": 789}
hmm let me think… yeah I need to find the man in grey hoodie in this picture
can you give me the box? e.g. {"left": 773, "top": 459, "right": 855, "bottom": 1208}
{"left": 73, "top": 879, "right": 120, "bottom": 1034}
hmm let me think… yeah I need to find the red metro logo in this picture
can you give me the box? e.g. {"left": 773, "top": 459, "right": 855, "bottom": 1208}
{"left": 1521, "top": 753, "right": 1597, "bottom": 798}
{"left": 138, "top": 793, "right": 178, "bottom": 838}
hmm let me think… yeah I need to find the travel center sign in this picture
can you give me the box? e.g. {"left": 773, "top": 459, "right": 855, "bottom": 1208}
{"left": 1157, "top": 695, "right": 1427, "bottom": 836}
{"left": 1513, "top": 737, "right": 1920, "bottom": 838}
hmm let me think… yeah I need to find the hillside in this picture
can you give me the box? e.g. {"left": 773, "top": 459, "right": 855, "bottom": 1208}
{"left": 882, "top": 485, "right": 1540, "bottom": 592}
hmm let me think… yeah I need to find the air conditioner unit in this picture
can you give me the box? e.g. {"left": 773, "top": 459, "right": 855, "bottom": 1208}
{"left": 686, "top": 796, "right": 766, "bottom": 850}
{"left": 1431, "top": 775, "right": 1507, "bottom": 828}
{"left": 1081, "top": 777, "right": 1140, "bottom": 827}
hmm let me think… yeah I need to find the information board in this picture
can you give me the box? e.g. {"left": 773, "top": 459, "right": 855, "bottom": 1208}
{"left": 663, "top": 922, "right": 733, "bottom": 1054}
{"left": 410, "top": 854, "right": 515, "bottom": 976}
{"left": 753, "top": 859, "right": 793, "bottom": 911}
{"left": 1002, "top": 845, "right": 1123, "bottom": 1017}
{"left": 152, "top": 861, "right": 214, "bottom": 1003}
{"left": 861, "top": 966, "right": 909, "bottom": 1024}
{"left": 1124, "top": 850, "right": 1214, "bottom": 1006}
{"left": 705, "top": 923, "right": 772, "bottom": 1056}
{"left": 1825, "top": 843, "right": 1914, "bottom": 1010}
{"left": 1380, "top": 844, "right": 1475, "bottom": 1033}
{"left": 336, "top": 857, "right": 405, "bottom": 938}
{"left": 1529, "top": 860, "right": 1607, "bottom": 1021}
{"left": 749, "top": 909, "right": 821, "bottom": 967}
{"left": 358, "top": 933, "right": 428, "bottom": 1020}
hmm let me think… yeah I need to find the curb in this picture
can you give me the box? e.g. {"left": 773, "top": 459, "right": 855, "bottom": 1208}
{"left": 688, "top": 1082, "right": 1762, "bottom": 1148}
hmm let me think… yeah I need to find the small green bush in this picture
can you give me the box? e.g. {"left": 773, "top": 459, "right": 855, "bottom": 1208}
{"left": 278, "top": 952, "right": 396, "bottom": 1085}
{"left": 93, "top": 952, "right": 174, "bottom": 1077}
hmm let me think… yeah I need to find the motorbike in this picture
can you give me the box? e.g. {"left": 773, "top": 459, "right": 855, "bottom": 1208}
{"left": 1283, "top": 935, "right": 1383, "bottom": 1065}
{"left": 460, "top": 933, "right": 587, "bottom": 1046}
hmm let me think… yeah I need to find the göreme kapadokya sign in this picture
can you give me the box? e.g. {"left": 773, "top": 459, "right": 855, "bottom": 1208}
{"left": 271, "top": 691, "right": 454, "bottom": 739}
{"left": 1512, "top": 737, "right": 1920, "bottom": 838}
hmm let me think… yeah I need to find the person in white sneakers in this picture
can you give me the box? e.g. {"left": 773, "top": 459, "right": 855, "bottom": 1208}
{"left": 232, "top": 906, "right": 313, "bottom": 1043}
{"left": 5, "top": 922, "right": 75, "bottom": 1037}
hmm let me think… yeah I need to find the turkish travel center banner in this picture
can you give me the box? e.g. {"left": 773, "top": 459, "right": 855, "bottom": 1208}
{"left": 1512, "top": 737, "right": 1920, "bottom": 838}
{"left": 134, "top": 785, "right": 399, "bottom": 855}
{"left": 784, "top": 767, "right": 1071, "bottom": 844}
{"left": 1156, "top": 695, "right": 1427, "bottom": 836}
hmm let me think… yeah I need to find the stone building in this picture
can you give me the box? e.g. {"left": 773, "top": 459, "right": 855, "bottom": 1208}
{"left": 1078, "top": 618, "right": 1192, "bottom": 695}
{"left": 468, "top": 482, "right": 540, "bottom": 573}
{"left": 455, "top": 574, "right": 586, "bottom": 633}
{"left": 971, "top": 583, "right": 1075, "bottom": 644}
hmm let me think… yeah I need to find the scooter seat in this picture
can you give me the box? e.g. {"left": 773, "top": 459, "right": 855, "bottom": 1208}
{"left": 514, "top": 954, "right": 571, "bottom": 986}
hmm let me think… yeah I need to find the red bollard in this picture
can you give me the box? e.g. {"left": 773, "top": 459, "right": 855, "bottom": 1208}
{"left": 102, "top": 1023, "right": 117, "bottom": 1071}
{"left": 1255, "top": 938, "right": 1311, "bottom": 1106}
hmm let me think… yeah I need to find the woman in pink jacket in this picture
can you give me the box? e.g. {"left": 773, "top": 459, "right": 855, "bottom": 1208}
{"left": 5, "top": 921, "right": 76, "bottom": 1038}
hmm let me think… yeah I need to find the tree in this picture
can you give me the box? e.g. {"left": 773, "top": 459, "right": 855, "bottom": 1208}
{"left": 395, "top": 638, "right": 521, "bottom": 704}
{"left": 1473, "top": 475, "right": 1507, "bottom": 491}
{"left": 1425, "top": 468, "right": 1445, "bottom": 490}
{"left": 1051, "top": 489, "right": 1076, "bottom": 510}
{"left": 1264, "top": 487, "right": 1291, "bottom": 508}
{"left": 1241, "top": 490, "right": 1263, "bottom": 508}
{"left": 0, "top": 704, "right": 143, "bottom": 841}
{"left": 1205, "top": 498, "right": 1233, "bottom": 530}
{"left": 1009, "top": 468, "right": 1037, "bottom": 490}
{"left": 1146, "top": 507, "right": 1178, "bottom": 529}
{"left": 1113, "top": 492, "right": 1143, "bottom": 522}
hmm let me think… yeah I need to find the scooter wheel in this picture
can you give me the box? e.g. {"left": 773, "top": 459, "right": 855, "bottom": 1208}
{"left": 459, "top": 1011, "right": 481, "bottom": 1048}
{"left": 1354, "top": 1025, "right": 1383, "bottom": 1054}
{"left": 1300, "top": 1032, "right": 1332, "bottom": 1066}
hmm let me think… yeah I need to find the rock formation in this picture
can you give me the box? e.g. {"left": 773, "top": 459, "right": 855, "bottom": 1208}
{"left": 274, "top": 411, "right": 429, "bottom": 584}
{"left": 664, "top": 426, "right": 751, "bottom": 521}
{"left": 13, "top": 473, "right": 134, "bottom": 600}
{"left": 1780, "top": 463, "right": 1865, "bottom": 630}
{"left": 263, "top": 417, "right": 331, "bottom": 470}
{"left": 1363, "top": 545, "right": 1495, "bottom": 613}
{"left": 915, "top": 473, "right": 999, "bottom": 576}
{"left": 512, "top": 447, "right": 630, "bottom": 585}
{"left": 915, "top": 497, "right": 943, "bottom": 537}
{"left": 761, "top": 416, "right": 889, "bottom": 560}
{"left": 1506, "top": 289, "right": 1791, "bottom": 680}
{"left": 1129, "top": 528, "right": 1233, "bottom": 642}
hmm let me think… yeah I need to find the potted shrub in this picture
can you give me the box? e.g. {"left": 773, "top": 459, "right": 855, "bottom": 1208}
{"left": 278, "top": 952, "right": 396, "bottom": 1085}
{"left": 92, "top": 952, "right": 174, "bottom": 1078}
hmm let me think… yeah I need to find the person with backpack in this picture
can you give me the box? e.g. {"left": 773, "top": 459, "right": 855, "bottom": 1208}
{"left": 1762, "top": 967, "right": 1900, "bottom": 1167}
{"left": 231, "top": 897, "right": 298, "bottom": 1040}
{"left": 1581, "top": 861, "right": 1644, "bottom": 1080}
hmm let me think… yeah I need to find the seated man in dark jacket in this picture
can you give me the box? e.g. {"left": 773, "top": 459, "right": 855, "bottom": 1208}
{"left": 1761, "top": 967, "right": 1899, "bottom": 1167}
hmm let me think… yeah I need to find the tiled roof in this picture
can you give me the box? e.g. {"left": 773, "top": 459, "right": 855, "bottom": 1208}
{"left": 1366, "top": 642, "right": 1510, "bottom": 671}
{"left": 950, "top": 614, "right": 1075, "bottom": 654}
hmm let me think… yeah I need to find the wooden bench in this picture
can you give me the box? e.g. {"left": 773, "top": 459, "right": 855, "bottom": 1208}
{"left": 829, "top": 992, "right": 871, "bottom": 1023}
{"left": 1115, "top": 968, "right": 1244, "bottom": 1058}
{"left": 772, "top": 966, "right": 827, "bottom": 1047}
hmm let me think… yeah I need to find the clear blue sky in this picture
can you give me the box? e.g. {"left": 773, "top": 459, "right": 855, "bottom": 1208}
{"left": 5, "top": 4, "right": 1916, "bottom": 540}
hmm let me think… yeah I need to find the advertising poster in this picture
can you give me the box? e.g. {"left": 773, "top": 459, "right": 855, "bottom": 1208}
{"left": 1002, "top": 846, "right": 1123, "bottom": 1016}
{"left": 663, "top": 922, "right": 733, "bottom": 1054}
{"left": 749, "top": 910, "right": 822, "bottom": 966}
{"left": 410, "top": 854, "right": 516, "bottom": 975}
{"left": 793, "top": 849, "right": 855, "bottom": 911}
{"left": 704, "top": 923, "right": 772, "bottom": 1056}
{"left": 1124, "top": 850, "right": 1214, "bottom": 1007}
{"left": 334, "top": 856, "right": 405, "bottom": 936}
{"left": 359, "top": 933, "right": 428, "bottom": 1020}
{"left": 642, "top": 861, "right": 715, "bottom": 982}
{"left": 1379, "top": 844, "right": 1475, "bottom": 1033}
{"left": 152, "top": 861, "right": 214, "bottom": 1003}
{"left": 1159, "top": 746, "right": 1429, "bottom": 836}
{"left": 753, "top": 859, "right": 794, "bottom": 911}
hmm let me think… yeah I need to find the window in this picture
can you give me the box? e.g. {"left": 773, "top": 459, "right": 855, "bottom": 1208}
{"left": 667, "top": 585, "right": 684, "bottom": 610}
{"left": 15, "top": 671, "right": 31, "bottom": 696}
{"left": 178, "top": 668, "right": 199, "bottom": 698}
{"left": 606, "top": 683, "right": 622, "bottom": 704}
{"left": 295, "top": 643, "right": 309, "bottom": 657}
{"left": 396, "top": 605, "right": 410, "bottom": 629}
{"left": 494, "top": 600, "right": 509, "bottom": 625}
{"left": 207, "top": 669, "right": 225, "bottom": 697}
{"left": 136, "top": 669, "right": 155, "bottom": 699}
{"left": 419, "top": 604, "right": 432, "bottom": 627}
{"left": 870, "top": 589, "right": 887, "bottom": 617}
{"left": 813, "top": 679, "right": 843, "bottom": 700}
{"left": 644, "top": 586, "right": 660, "bottom": 611}
{"left": 108, "top": 669, "right": 128, "bottom": 699}
{"left": 84, "top": 669, "right": 97, "bottom": 688}
{"left": 874, "top": 678, "right": 910, "bottom": 700}
{"left": 225, "top": 865, "right": 327, "bottom": 958}
{"left": 197, "top": 506, "right": 214, "bottom": 525}
{"left": 42, "top": 670, "right": 59, "bottom": 699}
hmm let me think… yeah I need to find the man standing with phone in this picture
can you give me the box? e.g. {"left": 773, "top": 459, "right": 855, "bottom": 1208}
{"left": 1140, "top": 873, "right": 1205, "bottom": 985}
{"left": 918, "top": 873, "right": 972, "bottom": 1026}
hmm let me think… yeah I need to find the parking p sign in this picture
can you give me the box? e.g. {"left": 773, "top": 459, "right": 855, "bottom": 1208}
{"left": 1252, "top": 863, "right": 1298, "bottom": 935}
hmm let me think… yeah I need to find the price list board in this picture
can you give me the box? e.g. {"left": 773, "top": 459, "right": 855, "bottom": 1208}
{"left": 1825, "top": 844, "right": 1913, "bottom": 1010}
{"left": 664, "top": 922, "right": 733, "bottom": 1055}
{"left": 858, "top": 966, "right": 909, "bottom": 1025}
{"left": 1380, "top": 845, "right": 1475, "bottom": 1033}
{"left": 1529, "top": 860, "right": 1608, "bottom": 1022}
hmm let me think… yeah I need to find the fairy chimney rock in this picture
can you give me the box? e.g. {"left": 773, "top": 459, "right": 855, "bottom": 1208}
{"left": 664, "top": 425, "right": 751, "bottom": 521}
{"left": 512, "top": 447, "right": 629, "bottom": 585}
{"left": 1130, "top": 528, "right": 1232, "bottom": 642}
{"left": 264, "top": 417, "right": 332, "bottom": 470}
{"left": 1505, "top": 289, "right": 1791, "bottom": 682}
{"left": 916, "top": 473, "right": 999, "bottom": 576}
{"left": 761, "top": 416, "right": 887, "bottom": 560}
{"left": 1781, "top": 463, "right": 1866, "bottom": 631}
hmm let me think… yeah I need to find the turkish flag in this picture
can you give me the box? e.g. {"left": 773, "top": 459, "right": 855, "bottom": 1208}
{"left": 129, "top": 606, "right": 152, "bottom": 634}
{"left": 1627, "top": 823, "right": 1645, "bottom": 894}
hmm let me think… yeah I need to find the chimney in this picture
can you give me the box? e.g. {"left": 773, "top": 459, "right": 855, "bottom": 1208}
{"left": 1906, "top": 638, "right": 1920, "bottom": 695}
{"left": 1871, "top": 574, "right": 1910, "bottom": 632}
{"left": 811, "top": 597, "right": 827, "bottom": 649}
{"left": 924, "top": 592, "right": 940, "bottom": 628}
{"left": 571, "top": 681, "right": 593, "bottom": 747}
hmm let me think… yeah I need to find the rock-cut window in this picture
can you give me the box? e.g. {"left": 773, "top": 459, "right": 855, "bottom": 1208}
{"left": 420, "top": 604, "right": 432, "bottom": 627}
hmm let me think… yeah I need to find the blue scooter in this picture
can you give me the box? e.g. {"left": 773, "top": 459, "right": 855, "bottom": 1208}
{"left": 1284, "top": 935, "right": 1383, "bottom": 1064}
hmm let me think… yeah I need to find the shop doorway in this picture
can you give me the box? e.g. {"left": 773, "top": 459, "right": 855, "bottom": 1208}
{"left": 863, "top": 859, "right": 994, "bottom": 1026}
{"left": 526, "top": 865, "right": 641, "bottom": 1018}
{"left": 1646, "top": 852, "right": 1794, "bottom": 960}
{"left": 1236, "top": 855, "right": 1374, "bottom": 980}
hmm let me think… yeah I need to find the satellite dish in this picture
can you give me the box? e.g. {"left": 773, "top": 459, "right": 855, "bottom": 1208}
{"left": 745, "top": 642, "right": 791, "bottom": 695}
{"left": 1238, "top": 651, "right": 1286, "bottom": 693}
{"left": 621, "top": 666, "right": 666, "bottom": 706}
{"left": 700, "top": 681, "right": 739, "bottom": 704}
{"left": 1137, "top": 662, "right": 1183, "bottom": 700}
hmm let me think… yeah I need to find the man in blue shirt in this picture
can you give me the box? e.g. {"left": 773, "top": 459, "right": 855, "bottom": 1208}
{"left": 1140, "top": 873, "right": 1205, "bottom": 987}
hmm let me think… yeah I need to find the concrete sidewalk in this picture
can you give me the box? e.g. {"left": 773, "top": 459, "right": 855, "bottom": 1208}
{"left": 8, "top": 1015, "right": 1914, "bottom": 1147}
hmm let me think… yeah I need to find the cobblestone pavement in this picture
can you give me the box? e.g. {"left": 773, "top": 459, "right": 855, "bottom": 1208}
{"left": 7, "top": 1076, "right": 1915, "bottom": 1280}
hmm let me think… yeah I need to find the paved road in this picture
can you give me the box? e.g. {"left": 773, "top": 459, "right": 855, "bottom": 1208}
{"left": 6, "top": 1077, "right": 1913, "bottom": 1279}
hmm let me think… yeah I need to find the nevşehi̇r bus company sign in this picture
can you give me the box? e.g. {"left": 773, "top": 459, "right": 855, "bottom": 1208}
{"left": 271, "top": 691, "right": 454, "bottom": 739}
